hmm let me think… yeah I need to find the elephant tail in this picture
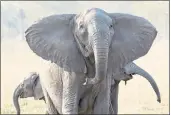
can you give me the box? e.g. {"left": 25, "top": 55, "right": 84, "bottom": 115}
{"left": 123, "top": 62, "right": 161, "bottom": 103}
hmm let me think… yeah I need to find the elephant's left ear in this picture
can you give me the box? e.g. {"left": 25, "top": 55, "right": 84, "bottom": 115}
{"left": 108, "top": 13, "right": 157, "bottom": 73}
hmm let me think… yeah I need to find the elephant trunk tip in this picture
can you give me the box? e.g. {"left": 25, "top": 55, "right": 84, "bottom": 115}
{"left": 157, "top": 98, "right": 161, "bottom": 103}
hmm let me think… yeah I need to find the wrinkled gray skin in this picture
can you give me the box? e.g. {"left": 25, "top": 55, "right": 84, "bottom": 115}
{"left": 13, "top": 62, "right": 161, "bottom": 114}
{"left": 25, "top": 8, "right": 159, "bottom": 114}
{"left": 81, "top": 62, "right": 161, "bottom": 114}
{"left": 13, "top": 72, "right": 45, "bottom": 114}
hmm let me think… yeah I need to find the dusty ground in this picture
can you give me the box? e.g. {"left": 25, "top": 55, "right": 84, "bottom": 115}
{"left": 1, "top": 38, "right": 169, "bottom": 114}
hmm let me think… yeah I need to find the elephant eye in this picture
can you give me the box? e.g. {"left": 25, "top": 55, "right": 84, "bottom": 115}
{"left": 20, "top": 83, "right": 24, "bottom": 87}
{"left": 79, "top": 24, "right": 87, "bottom": 35}
{"left": 109, "top": 24, "right": 113, "bottom": 28}
{"left": 79, "top": 24, "right": 84, "bottom": 30}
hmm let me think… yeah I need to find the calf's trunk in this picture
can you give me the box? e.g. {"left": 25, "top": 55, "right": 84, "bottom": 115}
{"left": 13, "top": 84, "right": 23, "bottom": 114}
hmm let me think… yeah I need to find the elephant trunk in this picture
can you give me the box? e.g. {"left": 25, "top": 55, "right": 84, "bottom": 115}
{"left": 124, "top": 63, "right": 161, "bottom": 103}
{"left": 85, "top": 30, "right": 109, "bottom": 85}
{"left": 13, "top": 84, "right": 23, "bottom": 114}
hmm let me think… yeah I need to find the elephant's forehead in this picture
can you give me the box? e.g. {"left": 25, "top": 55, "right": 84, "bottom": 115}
{"left": 23, "top": 76, "right": 31, "bottom": 82}
{"left": 82, "top": 8, "right": 106, "bottom": 16}
{"left": 83, "top": 8, "right": 112, "bottom": 23}
{"left": 23, "top": 72, "right": 36, "bottom": 81}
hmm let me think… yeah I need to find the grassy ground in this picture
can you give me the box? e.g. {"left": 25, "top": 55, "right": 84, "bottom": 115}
{"left": 1, "top": 39, "right": 169, "bottom": 114}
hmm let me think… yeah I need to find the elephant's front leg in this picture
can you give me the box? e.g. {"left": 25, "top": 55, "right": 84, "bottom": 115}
{"left": 110, "top": 80, "right": 120, "bottom": 114}
{"left": 41, "top": 85, "right": 59, "bottom": 114}
{"left": 62, "top": 72, "right": 81, "bottom": 114}
{"left": 93, "top": 75, "right": 111, "bottom": 114}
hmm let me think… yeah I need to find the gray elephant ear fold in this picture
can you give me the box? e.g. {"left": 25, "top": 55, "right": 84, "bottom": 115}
{"left": 31, "top": 73, "right": 39, "bottom": 84}
{"left": 25, "top": 14, "right": 87, "bottom": 73}
{"left": 108, "top": 13, "right": 157, "bottom": 72}
{"left": 33, "top": 77, "right": 44, "bottom": 100}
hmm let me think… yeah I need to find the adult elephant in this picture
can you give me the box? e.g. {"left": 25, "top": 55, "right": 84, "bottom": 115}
{"left": 25, "top": 8, "right": 159, "bottom": 114}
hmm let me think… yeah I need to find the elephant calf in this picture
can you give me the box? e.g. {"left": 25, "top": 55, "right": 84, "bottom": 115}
{"left": 13, "top": 72, "right": 45, "bottom": 114}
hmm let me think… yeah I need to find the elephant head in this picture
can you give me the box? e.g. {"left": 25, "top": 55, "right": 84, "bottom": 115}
{"left": 25, "top": 8, "right": 157, "bottom": 86}
{"left": 13, "top": 72, "right": 44, "bottom": 114}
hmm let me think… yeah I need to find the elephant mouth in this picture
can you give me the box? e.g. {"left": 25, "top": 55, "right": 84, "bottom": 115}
{"left": 126, "top": 74, "right": 133, "bottom": 80}
{"left": 19, "top": 91, "right": 24, "bottom": 98}
{"left": 121, "top": 74, "right": 133, "bottom": 82}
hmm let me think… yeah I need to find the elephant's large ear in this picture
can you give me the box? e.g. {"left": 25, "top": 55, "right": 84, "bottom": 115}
{"left": 25, "top": 14, "right": 86, "bottom": 73}
{"left": 33, "top": 77, "right": 44, "bottom": 100}
{"left": 108, "top": 13, "right": 157, "bottom": 73}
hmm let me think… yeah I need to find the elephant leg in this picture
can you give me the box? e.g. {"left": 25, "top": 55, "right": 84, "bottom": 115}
{"left": 42, "top": 87, "right": 59, "bottom": 114}
{"left": 45, "top": 111, "right": 48, "bottom": 115}
{"left": 62, "top": 72, "right": 82, "bottom": 114}
{"left": 39, "top": 65, "right": 64, "bottom": 114}
{"left": 93, "top": 76, "right": 111, "bottom": 114}
{"left": 110, "top": 80, "right": 120, "bottom": 114}
{"left": 78, "top": 94, "right": 89, "bottom": 114}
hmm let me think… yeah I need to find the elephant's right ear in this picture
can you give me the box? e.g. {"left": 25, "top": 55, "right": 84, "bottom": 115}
{"left": 25, "top": 14, "right": 87, "bottom": 73}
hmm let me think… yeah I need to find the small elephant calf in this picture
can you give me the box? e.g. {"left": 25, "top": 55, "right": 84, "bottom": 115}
{"left": 13, "top": 72, "right": 45, "bottom": 114}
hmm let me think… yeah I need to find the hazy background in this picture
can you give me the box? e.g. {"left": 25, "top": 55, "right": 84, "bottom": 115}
{"left": 1, "top": 1, "right": 169, "bottom": 114}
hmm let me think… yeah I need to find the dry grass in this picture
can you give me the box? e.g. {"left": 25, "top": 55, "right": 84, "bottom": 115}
{"left": 1, "top": 38, "right": 169, "bottom": 114}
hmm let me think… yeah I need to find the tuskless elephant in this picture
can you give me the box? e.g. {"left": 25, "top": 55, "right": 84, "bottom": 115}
{"left": 25, "top": 8, "right": 160, "bottom": 114}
